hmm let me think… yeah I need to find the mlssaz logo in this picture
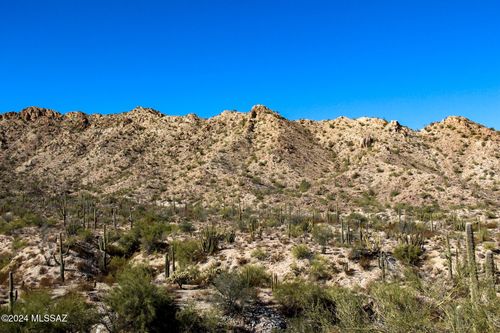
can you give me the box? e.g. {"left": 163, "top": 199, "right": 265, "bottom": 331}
{"left": 31, "top": 314, "right": 68, "bottom": 323}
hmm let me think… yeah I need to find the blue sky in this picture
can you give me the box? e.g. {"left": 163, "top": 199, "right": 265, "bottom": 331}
{"left": 1, "top": 1, "right": 499, "bottom": 129}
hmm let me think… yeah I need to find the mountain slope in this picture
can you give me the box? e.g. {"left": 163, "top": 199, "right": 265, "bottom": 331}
{"left": 0, "top": 105, "right": 498, "bottom": 209}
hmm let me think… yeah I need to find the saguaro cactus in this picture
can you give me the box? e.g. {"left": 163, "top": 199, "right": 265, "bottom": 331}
{"left": 465, "top": 223, "right": 478, "bottom": 303}
{"left": 200, "top": 226, "right": 219, "bottom": 254}
{"left": 53, "top": 233, "right": 69, "bottom": 282}
{"left": 379, "top": 252, "right": 387, "bottom": 282}
{"left": 93, "top": 203, "right": 98, "bottom": 230}
{"left": 341, "top": 218, "right": 345, "bottom": 244}
{"left": 165, "top": 252, "right": 170, "bottom": 278}
{"left": 445, "top": 234, "right": 453, "bottom": 280}
{"left": 112, "top": 207, "right": 117, "bottom": 229}
{"left": 98, "top": 225, "right": 111, "bottom": 271}
{"left": 8, "top": 271, "right": 18, "bottom": 313}
{"left": 171, "top": 244, "right": 176, "bottom": 273}
{"left": 485, "top": 250, "right": 495, "bottom": 296}
{"left": 271, "top": 273, "right": 279, "bottom": 291}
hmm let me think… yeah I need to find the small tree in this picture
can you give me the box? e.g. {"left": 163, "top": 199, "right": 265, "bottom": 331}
{"left": 104, "top": 265, "right": 178, "bottom": 332}
{"left": 212, "top": 271, "right": 256, "bottom": 314}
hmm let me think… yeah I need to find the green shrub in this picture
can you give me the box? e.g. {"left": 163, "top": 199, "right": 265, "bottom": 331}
{"left": 0, "top": 290, "right": 98, "bottom": 333}
{"left": 251, "top": 247, "right": 269, "bottom": 261}
{"left": 312, "top": 225, "right": 333, "bottom": 253}
{"left": 309, "top": 256, "right": 332, "bottom": 281}
{"left": 139, "top": 221, "right": 170, "bottom": 253}
{"left": 173, "top": 239, "right": 205, "bottom": 268}
{"left": 103, "top": 257, "right": 129, "bottom": 284}
{"left": 179, "top": 221, "right": 195, "bottom": 233}
{"left": 117, "top": 229, "right": 141, "bottom": 257}
{"left": 239, "top": 264, "right": 270, "bottom": 287}
{"left": 77, "top": 228, "right": 94, "bottom": 243}
{"left": 105, "top": 265, "right": 178, "bottom": 332}
{"left": 169, "top": 266, "right": 200, "bottom": 288}
{"left": 370, "top": 283, "right": 434, "bottom": 333}
{"left": 176, "top": 303, "right": 222, "bottom": 333}
{"left": 298, "top": 180, "right": 312, "bottom": 192}
{"left": 212, "top": 271, "right": 256, "bottom": 313}
{"left": 274, "top": 280, "right": 336, "bottom": 331}
{"left": 292, "top": 244, "right": 313, "bottom": 260}
{"left": 393, "top": 244, "right": 423, "bottom": 265}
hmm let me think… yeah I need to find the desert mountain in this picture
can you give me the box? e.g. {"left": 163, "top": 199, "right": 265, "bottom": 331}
{"left": 0, "top": 105, "right": 498, "bottom": 210}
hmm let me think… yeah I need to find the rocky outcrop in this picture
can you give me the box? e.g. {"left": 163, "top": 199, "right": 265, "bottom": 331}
{"left": 20, "top": 106, "right": 62, "bottom": 122}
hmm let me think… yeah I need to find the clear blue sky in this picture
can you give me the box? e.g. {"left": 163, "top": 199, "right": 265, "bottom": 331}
{"left": 1, "top": 0, "right": 499, "bottom": 129}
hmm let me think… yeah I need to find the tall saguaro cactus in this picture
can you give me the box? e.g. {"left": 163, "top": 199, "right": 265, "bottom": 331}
{"left": 445, "top": 234, "right": 453, "bottom": 280}
{"left": 379, "top": 252, "right": 387, "bottom": 282}
{"left": 8, "top": 271, "right": 18, "bottom": 313}
{"left": 465, "top": 223, "right": 478, "bottom": 303}
{"left": 112, "top": 207, "right": 117, "bottom": 229}
{"left": 98, "top": 224, "right": 111, "bottom": 272}
{"left": 485, "top": 250, "right": 495, "bottom": 296}
{"left": 340, "top": 217, "right": 345, "bottom": 244}
{"left": 53, "top": 233, "right": 69, "bottom": 282}
{"left": 165, "top": 251, "right": 170, "bottom": 278}
{"left": 171, "top": 244, "right": 176, "bottom": 273}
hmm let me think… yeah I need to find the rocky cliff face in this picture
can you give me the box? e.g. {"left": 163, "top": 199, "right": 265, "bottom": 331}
{"left": 0, "top": 105, "right": 498, "bottom": 209}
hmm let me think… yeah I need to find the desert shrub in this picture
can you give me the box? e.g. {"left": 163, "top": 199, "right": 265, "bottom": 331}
{"left": 105, "top": 265, "right": 178, "bottom": 332}
{"left": 477, "top": 228, "right": 490, "bottom": 242}
{"left": 11, "top": 237, "right": 27, "bottom": 250}
{"left": 198, "top": 262, "right": 221, "bottom": 286}
{"left": 223, "top": 229, "right": 236, "bottom": 243}
{"left": 212, "top": 271, "right": 257, "bottom": 314}
{"left": 393, "top": 244, "right": 423, "bottom": 265}
{"left": 77, "top": 228, "right": 94, "bottom": 243}
{"left": 117, "top": 229, "right": 141, "bottom": 257}
{"left": 0, "top": 252, "right": 12, "bottom": 270}
{"left": 309, "top": 255, "right": 332, "bottom": 281}
{"left": 176, "top": 303, "right": 222, "bottom": 333}
{"left": 330, "top": 286, "right": 372, "bottom": 331}
{"left": 173, "top": 239, "right": 205, "bottom": 268}
{"left": 0, "top": 290, "right": 98, "bottom": 333}
{"left": 103, "top": 257, "right": 129, "bottom": 284}
{"left": 179, "top": 220, "right": 195, "bottom": 233}
{"left": 274, "top": 280, "right": 336, "bottom": 331}
{"left": 239, "top": 264, "right": 270, "bottom": 287}
{"left": 298, "top": 179, "right": 312, "bottom": 192}
{"left": 292, "top": 244, "right": 313, "bottom": 260}
{"left": 251, "top": 247, "right": 269, "bottom": 261}
{"left": 359, "top": 256, "right": 371, "bottom": 270}
{"left": 274, "top": 280, "right": 335, "bottom": 316}
{"left": 138, "top": 221, "right": 170, "bottom": 253}
{"left": 312, "top": 224, "right": 333, "bottom": 253}
{"left": 169, "top": 266, "right": 200, "bottom": 288}
{"left": 65, "top": 222, "right": 82, "bottom": 236}
{"left": 370, "top": 282, "right": 434, "bottom": 333}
